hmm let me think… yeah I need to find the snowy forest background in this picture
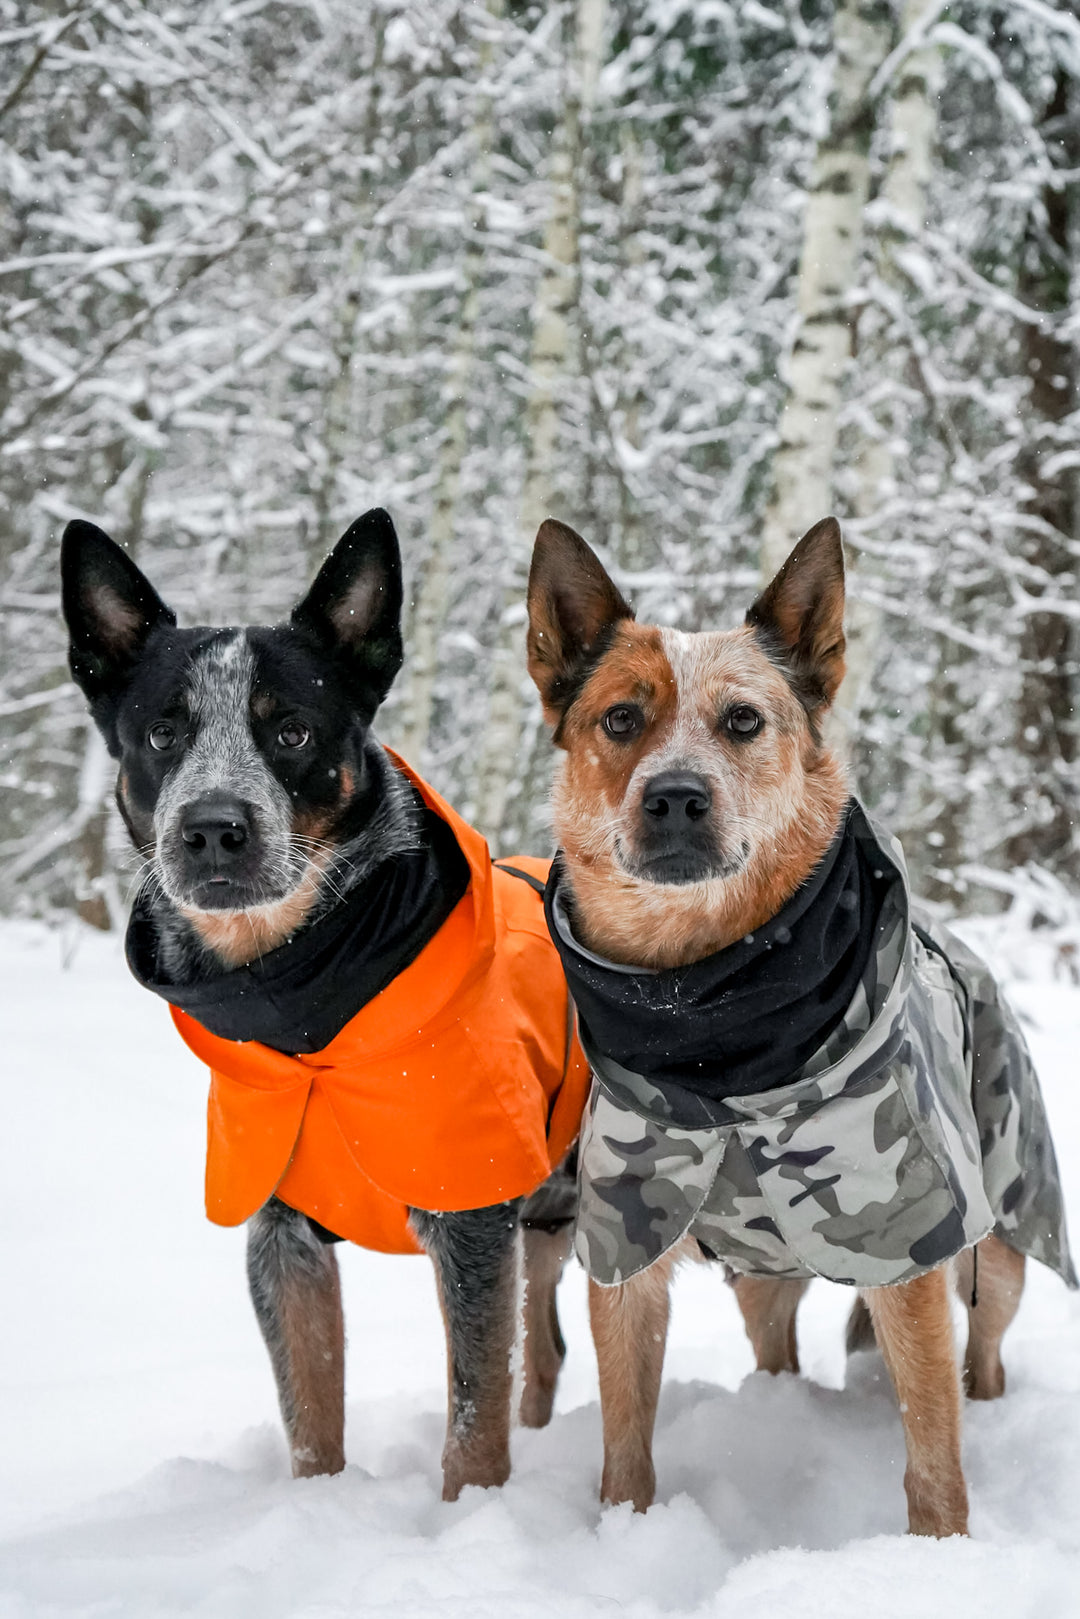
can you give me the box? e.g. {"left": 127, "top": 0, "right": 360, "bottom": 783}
{"left": 0, "top": 0, "right": 1077, "bottom": 933}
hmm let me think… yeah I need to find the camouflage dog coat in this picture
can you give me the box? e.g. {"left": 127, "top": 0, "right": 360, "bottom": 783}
{"left": 548, "top": 803, "right": 1076, "bottom": 1290}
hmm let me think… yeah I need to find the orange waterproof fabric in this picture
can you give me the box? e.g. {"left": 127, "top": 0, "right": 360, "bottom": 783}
{"left": 171, "top": 753, "right": 589, "bottom": 1254}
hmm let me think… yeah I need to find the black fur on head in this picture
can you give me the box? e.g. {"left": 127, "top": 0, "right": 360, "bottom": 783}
{"left": 61, "top": 520, "right": 177, "bottom": 747}
{"left": 290, "top": 508, "right": 404, "bottom": 722}
{"left": 59, "top": 510, "right": 417, "bottom": 950}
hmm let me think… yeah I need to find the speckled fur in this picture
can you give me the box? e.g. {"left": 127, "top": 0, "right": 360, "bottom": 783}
{"left": 62, "top": 511, "right": 578, "bottom": 1501}
{"left": 147, "top": 736, "right": 421, "bottom": 981}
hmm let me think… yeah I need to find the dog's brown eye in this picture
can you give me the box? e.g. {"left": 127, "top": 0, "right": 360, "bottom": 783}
{"left": 602, "top": 704, "right": 643, "bottom": 741}
{"left": 726, "top": 705, "right": 762, "bottom": 738}
{"left": 278, "top": 721, "right": 311, "bottom": 749}
{"left": 147, "top": 722, "right": 176, "bottom": 752}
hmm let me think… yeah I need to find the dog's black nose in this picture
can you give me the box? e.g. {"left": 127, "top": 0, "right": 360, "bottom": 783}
{"left": 642, "top": 772, "right": 711, "bottom": 823}
{"left": 181, "top": 798, "right": 251, "bottom": 865}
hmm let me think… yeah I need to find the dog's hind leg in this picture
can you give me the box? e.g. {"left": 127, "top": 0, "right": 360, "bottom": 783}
{"left": 866, "top": 1267, "right": 969, "bottom": 1537}
{"left": 519, "top": 1222, "right": 573, "bottom": 1427}
{"left": 956, "top": 1233, "right": 1026, "bottom": 1400}
{"left": 730, "top": 1274, "right": 809, "bottom": 1374}
{"left": 412, "top": 1202, "right": 521, "bottom": 1501}
{"left": 246, "top": 1197, "right": 346, "bottom": 1478}
{"left": 590, "top": 1251, "right": 677, "bottom": 1512}
{"left": 845, "top": 1294, "right": 877, "bottom": 1354}
{"left": 518, "top": 1156, "right": 577, "bottom": 1428}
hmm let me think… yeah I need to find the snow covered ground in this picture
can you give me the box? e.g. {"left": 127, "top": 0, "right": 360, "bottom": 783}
{"left": 1, "top": 918, "right": 1078, "bottom": 1618}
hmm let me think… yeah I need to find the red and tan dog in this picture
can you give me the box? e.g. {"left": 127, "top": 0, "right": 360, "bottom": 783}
{"left": 525, "top": 514, "right": 1073, "bottom": 1538}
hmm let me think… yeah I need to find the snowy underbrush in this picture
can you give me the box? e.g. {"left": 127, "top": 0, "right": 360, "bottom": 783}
{"left": 952, "top": 865, "right": 1080, "bottom": 988}
{"left": 1, "top": 919, "right": 1078, "bottom": 1619}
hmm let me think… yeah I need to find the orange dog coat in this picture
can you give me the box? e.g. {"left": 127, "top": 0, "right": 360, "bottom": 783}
{"left": 171, "top": 755, "right": 590, "bottom": 1254}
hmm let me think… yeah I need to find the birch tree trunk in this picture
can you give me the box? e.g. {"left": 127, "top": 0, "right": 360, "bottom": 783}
{"left": 397, "top": 1, "right": 503, "bottom": 767}
{"left": 473, "top": 0, "right": 607, "bottom": 848}
{"left": 310, "top": 20, "right": 386, "bottom": 564}
{"left": 841, "top": 0, "right": 942, "bottom": 735}
{"left": 760, "top": 0, "right": 894, "bottom": 578}
{"left": 851, "top": 0, "right": 942, "bottom": 524}
{"left": 72, "top": 726, "right": 115, "bottom": 931}
{"left": 615, "top": 119, "right": 647, "bottom": 574}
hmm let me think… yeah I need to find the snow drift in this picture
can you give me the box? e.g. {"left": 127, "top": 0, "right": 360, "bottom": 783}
{"left": 1, "top": 920, "right": 1078, "bottom": 1618}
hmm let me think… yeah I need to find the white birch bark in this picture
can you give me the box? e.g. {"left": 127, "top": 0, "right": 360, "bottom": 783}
{"left": 310, "top": 21, "right": 387, "bottom": 562}
{"left": 840, "top": 0, "right": 942, "bottom": 735}
{"left": 760, "top": 0, "right": 894, "bottom": 578}
{"left": 854, "top": 0, "right": 942, "bottom": 530}
{"left": 615, "top": 119, "right": 647, "bottom": 573}
{"left": 877, "top": 0, "right": 941, "bottom": 235}
{"left": 473, "top": 0, "right": 608, "bottom": 848}
{"left": 72, "top": 724, "right": 116, "bottom": 931}
{"left": 397, "top": 1, "right": 503, "bottom": 767}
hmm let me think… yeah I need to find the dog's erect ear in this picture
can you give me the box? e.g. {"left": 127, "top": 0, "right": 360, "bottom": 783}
{"left": 745, "top": 516, "right": 846, "bottom": 711}
{"left": 61, "top": 520, "right": 176, "bottom": 706}
{"left": 291, "top": 509, "right": 404, "bottom": 712}
{"left": 527, "top": 519, "right": 634, "bottom": 722}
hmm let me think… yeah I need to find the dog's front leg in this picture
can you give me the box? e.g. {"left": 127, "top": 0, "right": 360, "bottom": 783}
{"left": 866, "top": 1266, "right": 969, "bottom": 1537}
{"left": 412, "top": 1201, "right": 522, "bottom": 1501}
{"left": 590, "top": 1254, "right": 676, "bottom": 1512}
{"left": 246, "top": 1197, "right": 346, "bottom": 1478}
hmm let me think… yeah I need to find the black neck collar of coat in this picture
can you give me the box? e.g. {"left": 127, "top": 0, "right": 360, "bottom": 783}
{"left": 126, "top": 803, "right": 470, "bottom": 1055}
{"left": 545, "top": 800, "right": 896, "bottom": 1126}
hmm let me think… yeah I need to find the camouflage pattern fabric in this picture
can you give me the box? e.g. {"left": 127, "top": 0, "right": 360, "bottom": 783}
{"left": 570, "top": 807, "right": 1076, "bottom": 1290}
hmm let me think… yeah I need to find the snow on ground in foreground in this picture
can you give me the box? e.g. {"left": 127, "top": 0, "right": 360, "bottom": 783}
{"left": 1, "top": 919, "right": 1078, "bottom": 1619}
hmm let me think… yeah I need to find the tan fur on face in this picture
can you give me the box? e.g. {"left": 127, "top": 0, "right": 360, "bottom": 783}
{"left": 181, "top": 850, "right": 330, "bottom": 968}
{"left": 179, "top": 768, "right": 359, "bottom": 969}
{"left": 553, "top": 622, "right": 849, "bottom": 969}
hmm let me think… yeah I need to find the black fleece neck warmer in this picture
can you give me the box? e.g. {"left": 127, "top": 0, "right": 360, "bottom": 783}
{"left": 126, "top": 804, "right": 470, "bottom": 1055}
{"left": 545, "top": 800, "right": 893, "bottom": 1126}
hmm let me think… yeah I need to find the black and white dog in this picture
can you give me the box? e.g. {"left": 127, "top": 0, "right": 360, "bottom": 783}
{"left": 60, "top": 510, "right": 578, "bottom": 1497}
